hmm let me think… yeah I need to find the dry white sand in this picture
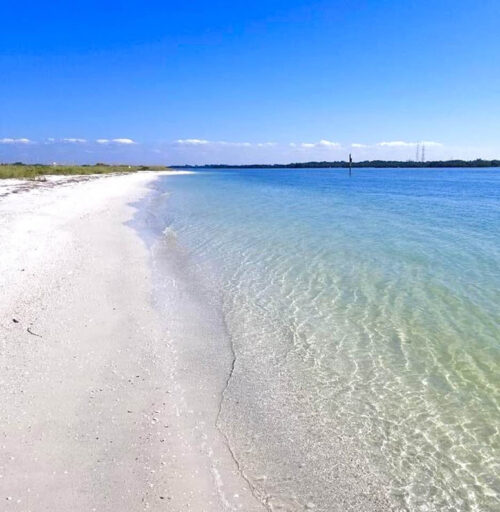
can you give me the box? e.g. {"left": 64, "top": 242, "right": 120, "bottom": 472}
{"left": 0, "top": 173, "right": 265, "bottom": 511}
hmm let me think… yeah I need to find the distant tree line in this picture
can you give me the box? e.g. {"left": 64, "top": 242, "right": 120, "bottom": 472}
{"left": 172, "top": 159, "right": 500, "bottom": 169}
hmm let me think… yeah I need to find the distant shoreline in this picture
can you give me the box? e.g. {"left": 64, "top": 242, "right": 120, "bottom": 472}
{"left": 172, "top": 159, "right": 500, "bottom": 169}
{"left": 2, "top": 161, "right": 499, "bottom": 180}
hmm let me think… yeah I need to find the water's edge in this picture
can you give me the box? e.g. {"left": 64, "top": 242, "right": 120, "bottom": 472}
{"left": 129, "top": 175, "right": 397, "bottom": 511}
{"left": 129, "top": 168, "right": 500, "bottom": 511}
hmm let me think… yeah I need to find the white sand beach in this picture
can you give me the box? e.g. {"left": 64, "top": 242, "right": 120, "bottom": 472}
{"left": 0, "top": 173, "right": 265, "bottom": 512}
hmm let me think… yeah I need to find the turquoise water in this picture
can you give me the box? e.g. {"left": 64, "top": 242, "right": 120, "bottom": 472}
{"left": 146, "top": 168, "right": 500, "bottom": 511}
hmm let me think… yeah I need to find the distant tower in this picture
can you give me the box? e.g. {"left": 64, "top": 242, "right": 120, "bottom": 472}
{"left": 416, "top": 143, "right": 420, "bottom": 162}
{"left": 421, "top": 144, "right": 425, "bottom": 163}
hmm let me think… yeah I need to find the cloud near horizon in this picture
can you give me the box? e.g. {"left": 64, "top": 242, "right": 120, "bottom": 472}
{"left": 176, "top": 139, "right": 341, "bottom": 149}
{"left": 0, "top": 137, "right": 443, "bottom": 151}
{"left": 298, "top": 140, "right": 341, "bottom": 149}
{"left": 377, "top": 141, "right": 443, "bottom": 147}
{"left": 2, "top": 136, "right": 494, "bottom": 165}
{"left": 163, "top": 139, "right": 493, "bottom": 165}
{"left": 176, "top": 138, "right": 210, "bottom": 145}
{"left": 0, "top": 137, "right": 136, "bottom": 145}
{"left": 0, "top": 138, "right": 32, "bottom": 144}
{"left": 62, "top": 138, "right": 87, "bottom": 143}
{"left": 175, "top": 139, "right": 260, "bottom": 148}
{"left": 96, "top": 138, "right": 136, "bottom": 145}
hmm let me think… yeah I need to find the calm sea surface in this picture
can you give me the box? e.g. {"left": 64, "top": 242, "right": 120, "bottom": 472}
{"left": 144, "top": 168, "right": 499, "bottom": 511}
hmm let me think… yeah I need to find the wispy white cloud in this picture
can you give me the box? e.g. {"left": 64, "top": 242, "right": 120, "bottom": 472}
{"left": 377, "top": 140, "right": 412, "bottom": 147}
{"left": 62, "top": 138, "right": 87, "bottom": 143}
{"left": 219, "top": 141, "right": 252, "bottom": 147}
{"left": 176, "top": 139, "right": 257, "bottom": 147}
{"left": 377, "top": 140, "right": 442, "bottom": 147}
{"left": 420, "top": 141, "right": 443, "bottom": 147}
{"left": 318, "top": 139, "right": 341, "bottom": 148}
{"left": 112, "top": 138, "right": 136, "bottom": 144}
{"left": 299, "top": 140, "right": 341, "bottom": 149}
{"left": 96, "top": 138, "right": 136, "bottom": 145}
{"left": 351, "top": 143, "right": 368, "bottom": 148}
{"left": 0, "top": 138, "right": 31, "bottom": 144}
{"left": 176, "top": 138, "right": 210, "bottom": 145}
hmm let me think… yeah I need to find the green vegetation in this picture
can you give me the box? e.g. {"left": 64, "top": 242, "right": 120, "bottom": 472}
{"left": 0, "top": 163, "right": 168, "bottom": 179}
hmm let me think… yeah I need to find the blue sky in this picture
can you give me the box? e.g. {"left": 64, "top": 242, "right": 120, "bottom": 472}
{"left": 1, "top": 0, "right": 499, "bottom": 164}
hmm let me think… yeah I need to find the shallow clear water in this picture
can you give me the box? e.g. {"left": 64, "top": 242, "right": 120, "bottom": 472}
{"left": 147, "top": 168, "right": 500, "bottom": 511}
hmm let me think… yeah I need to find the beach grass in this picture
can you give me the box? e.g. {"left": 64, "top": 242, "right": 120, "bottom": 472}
{"left": 0, "top": 163, "right": 168, "bottom": 179}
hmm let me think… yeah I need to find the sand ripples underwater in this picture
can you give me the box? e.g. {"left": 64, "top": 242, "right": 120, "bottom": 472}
{"left": 149, "top": 168, "right": 499, "bottom": 511}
